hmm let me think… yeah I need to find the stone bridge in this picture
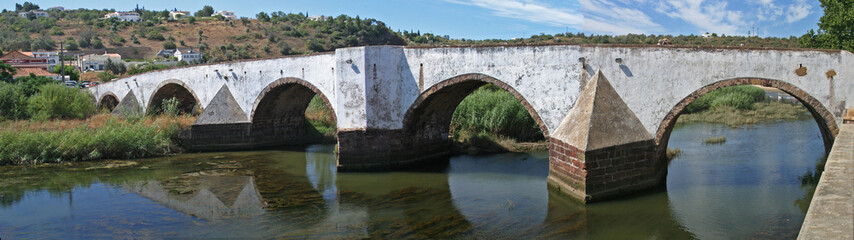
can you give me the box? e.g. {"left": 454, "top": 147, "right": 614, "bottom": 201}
{"left": 89, "top": 45, "right": 854, "bottom": 202}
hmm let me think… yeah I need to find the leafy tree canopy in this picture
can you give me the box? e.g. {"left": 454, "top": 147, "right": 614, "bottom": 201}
{"left": 800, "top": 0, "right": 854, "bottom": 52}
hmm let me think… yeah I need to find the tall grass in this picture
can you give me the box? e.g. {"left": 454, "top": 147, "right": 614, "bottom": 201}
{"left": 0, "top": 115, "right": 186, "bottom": 166}
{"left": 451, "top": 85, "right": 543, "bottom": 142}
{"left": 685, "top": 85, "right": 766, "bottom": 113}
{"left": 0, "top": 82, "right": 28, "bottom": 120}
{"left": 27, "top": 84, "right": 97, "bottom": 120}
{"left": 305, "top": 95, "right": 336, "bottom": 136}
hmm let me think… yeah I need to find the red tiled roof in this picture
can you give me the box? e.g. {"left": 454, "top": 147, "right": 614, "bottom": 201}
{"left": 0, "top": 51, "right": 35, "bottom": 60}
{"left": 13, "top": 67, "right": 60, "bottom": 78}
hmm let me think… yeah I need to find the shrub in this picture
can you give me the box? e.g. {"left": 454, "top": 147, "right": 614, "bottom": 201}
{"left": 27, "top": 84, "right": 96, "bottom": 120}
{"left": 160, "top": 97, "right": 181, "bottom": 117}
{"left": 0, "top": 83, "right": 28, "bottom": 120}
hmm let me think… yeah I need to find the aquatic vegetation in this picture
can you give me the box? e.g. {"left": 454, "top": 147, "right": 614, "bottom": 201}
{"left": 704, "top": 136, "right": 727, "bottom": 145}
{"left": 678, "top": 101, "right": 810, "bottom": 127}
{"left": 451, "top": 85, "right": 543, "bottom": 142}
{"left": 685, "top": 85, "right": 766, "bottom": 113}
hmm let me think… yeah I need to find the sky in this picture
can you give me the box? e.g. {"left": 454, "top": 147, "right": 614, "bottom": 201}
{"left": 13, "top": 0, "right": 824, "bottom": 40}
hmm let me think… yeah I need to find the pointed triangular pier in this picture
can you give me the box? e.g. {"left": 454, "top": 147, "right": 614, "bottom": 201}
{"left": 112, "top": 90, "right": 143, "bottom": 117}
{"left": 194, "top": 84, "right": 249, "bottom": 125}
{"left": 548, "top": 71, "right": 658, "bottom": 202}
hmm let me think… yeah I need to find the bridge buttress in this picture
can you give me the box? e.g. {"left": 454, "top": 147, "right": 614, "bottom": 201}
{"left": 547, "top": 71, "right": 661, "bottom": 202}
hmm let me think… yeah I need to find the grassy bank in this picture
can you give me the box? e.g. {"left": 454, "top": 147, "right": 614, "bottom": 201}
{"left": 677, "top": 85, "right": 811, "bottom": 127}
{"left": 0, "top": 114, "right": 194, "bottom": 166}
{"left": 678, "top": 101, "right": 811, "bottom": 127}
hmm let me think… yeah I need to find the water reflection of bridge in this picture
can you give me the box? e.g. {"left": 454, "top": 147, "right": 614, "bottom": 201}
{"left": 120, "top": 147, "right": 696, "bottom": 238}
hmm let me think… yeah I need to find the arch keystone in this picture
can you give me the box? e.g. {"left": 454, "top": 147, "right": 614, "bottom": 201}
{"left": 548, "top": 71, "right": 658, "bottom": 202}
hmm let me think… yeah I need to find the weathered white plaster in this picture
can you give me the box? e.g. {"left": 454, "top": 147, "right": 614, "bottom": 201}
{"left": 90, "top": 45, "right": 853, "bottom": 138}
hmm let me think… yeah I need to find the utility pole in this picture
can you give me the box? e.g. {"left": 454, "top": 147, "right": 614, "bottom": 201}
{"left": 59, "top": 40, "right": 65, "bottom": 81}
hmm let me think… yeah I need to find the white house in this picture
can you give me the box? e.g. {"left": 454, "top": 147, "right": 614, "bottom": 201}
{"left": 78, "top": 53, "right": 122, "bottom": 71}
{"left": 47, "top": 6, "right": 65, "bottom": 11}
{"left": 175, "top": 48, "right": 203, "bottom": 62}
{"left": 308, "top": 15, "right": 325, "bottom": 21}
{"left": 169, "top": 11, "right": 190, "bottom": 20}
{"left": 22, "top": 51, "right": 60, "bottom": 71}
{"left": 19, "top": 10, "right": 48, "bottom": 18}
{"left": 104, "top": 12, "right": 141, "bottom": 22}
{"left": 213, "top": 10, "right": 237, "bottom": 20}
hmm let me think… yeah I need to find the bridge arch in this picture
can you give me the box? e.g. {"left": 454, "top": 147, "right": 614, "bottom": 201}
{"left": 250, "top": 77, "right": 336, "bottom": 145}
{"left": 402, "top": 73, "right": 549, "bottom": 144}
{"left": 98, "top": 92, "right": 119, "bottom": 111}
{"left": 147, "top": 79, "right": 200, "bottom": 115}
{"left": 655, "top": 78, "right": 839, "bottom": 161}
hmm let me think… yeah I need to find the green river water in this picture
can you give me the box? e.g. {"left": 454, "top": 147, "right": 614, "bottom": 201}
{"left": 0, "top": 119, "right": 825, "bottom": 239}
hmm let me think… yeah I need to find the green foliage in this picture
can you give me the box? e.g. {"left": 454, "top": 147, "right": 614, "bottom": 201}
{"left": 53, "top": 65, "right": 79, "bottom": 80}
{"left": 126, "top": 63, "right": 170, "bottom": 75}
{"left": 15, "top": 73, "right": 55, "bottom": 97}
{"left": 27, "top": 84, "right": 96, "bottom": 120}
{"left": 800, "top": 0, "right": 854, "bottom": 52}
{"left": 685, "top": 85, "right": 766, "bottom": 113}
{"left": 194, "top": 5, "right": 214, "bottom": 17}
{"left": 160, "top": 97, "right": 181, "bottom": 117}
{"left": 257, "top": 12, "right": 270, "bottom": 22}
{"left": 91, "top": 38, "right": 103, "bottom": 49}
{"left": 187, "top": 16, "right": 196, "bottom": 24}
{"left": 15, "top": 2, "right": 40, "bottom": 12}
{"left": 97, "top": 71, "right": 117, "bottom": 82}
{"left": 451, "top": 85, "right": 542, "bottom": 141}
{"left": 0, "top": 83, "right": 27, "bottom": 120}
{"left": 162, "top": 41, "right": 176, "bottom": 49}
{"left": 0, "top": 118, "right": 179, "bottom": 165}
{"left": 64, "top": 37, "right": 78, "bottom": 50}
{"left": 0, "top": 63, "right": 16, "bottom": 82}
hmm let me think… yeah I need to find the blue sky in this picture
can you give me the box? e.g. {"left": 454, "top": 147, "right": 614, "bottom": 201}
{"left": 14, "top": 0, "right": 823, "bottom": 39}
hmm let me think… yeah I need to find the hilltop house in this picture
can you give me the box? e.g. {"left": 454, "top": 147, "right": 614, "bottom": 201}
{"left": 156, "top": 48, "right": 203, "bottom": 62}
{"left": 104, "top": 11, "right": 141, "bottom": 22}
{"left": 175, "top": 48, "right": 203, "bottom": 62}
{"left": 18, "top": 10, "right": 48, "bottom": 18}
{"left": 169, "top": 11, "right": 190, "bottom": 20}
{"left": 78, "top": 53, "right": 122, "bottom": 71}
{"left": 213, "top": 10, "right": 237, "bottom": 20}
{"left": 46, "top": 6, "right": 64, "bottom": 11}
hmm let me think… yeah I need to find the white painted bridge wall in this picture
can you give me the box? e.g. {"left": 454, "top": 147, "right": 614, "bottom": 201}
{"left": 90, "top": 45, "right": 854, "bottom": 137}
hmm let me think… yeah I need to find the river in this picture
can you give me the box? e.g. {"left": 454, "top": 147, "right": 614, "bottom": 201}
{"left": 0, "top": 119, "right": 825, "bottom": 239}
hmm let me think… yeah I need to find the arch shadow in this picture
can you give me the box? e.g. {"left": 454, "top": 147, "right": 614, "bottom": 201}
{"left": 249, "top": 77, "right": 337, "bottom": 146}
{"left": 402, "top": 73, "right": 550, "bottom": 142}
{"left": 98, "top": 92, "right": 120, "bottom": 112}
{"left": 654, "top": 78, "right": 839, "bottom": 172}
{"left": 147, "top": 79, "right": 201, "bottom": 115}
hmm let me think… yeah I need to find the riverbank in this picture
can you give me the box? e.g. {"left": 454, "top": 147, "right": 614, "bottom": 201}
{"left": 0, "top": 114, "right": 195, "bottom": 166}
{"left": 677, "top": 101, "right": 811, "bottom": 127}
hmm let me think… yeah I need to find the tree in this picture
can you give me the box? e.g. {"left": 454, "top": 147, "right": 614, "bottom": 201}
{"left": 187, "top": 16, "right": 196, "bottom": 24}
{"left": 194, "top": 5, "right": 214, "bottom": 17}
{"left": 0, "top": 63, "right": 16, "bottom": 83}
{"left": 256, "top": 12, "right": 270, "bottom": 22}
{"left": 800, "top": 0, "right": 854, "bottom": 52}
{"left": 97, "top": 71, "right": 117, "bottom": 82}
{"left": 16, "top": 2, "right": 39, "bottom": 12}
{"left": 53, "top": 65, "right": 79, "bottom": 80}
{"left": 162, "top": 41, "right": 176, "bottom": 49}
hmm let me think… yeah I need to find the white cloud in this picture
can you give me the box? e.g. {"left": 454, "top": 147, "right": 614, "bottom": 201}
{"left": 445, "top": 0, "right": 583, "bottom": 27}
{"left": 658, "top": 0, "right": 743, "bottom": 35}
{"left": 579, "top": 0, "right": 664, "bottom": 34}
{"left": 785, "top": 0, "right": 812, "bottom": 23}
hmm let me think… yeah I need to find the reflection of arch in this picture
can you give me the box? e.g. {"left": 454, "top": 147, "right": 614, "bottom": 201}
{"left": 402, "top": 73, "right": 549, "bottom": 143}
{"left": 98, "top": 92, "right": 119, "bottom": 111}
{"left": 655, "top": 78, "right": 838, "bottom": 158}
{"left": 147, "top": 79, "right": 200, "bottom": 114}
{"left": 250, "top": 77, "right": 336, "bottom": 145}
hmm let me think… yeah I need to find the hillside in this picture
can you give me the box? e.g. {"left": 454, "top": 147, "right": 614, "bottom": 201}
{"left": 0, "top": 3, "right": 807, "bottom": 70}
